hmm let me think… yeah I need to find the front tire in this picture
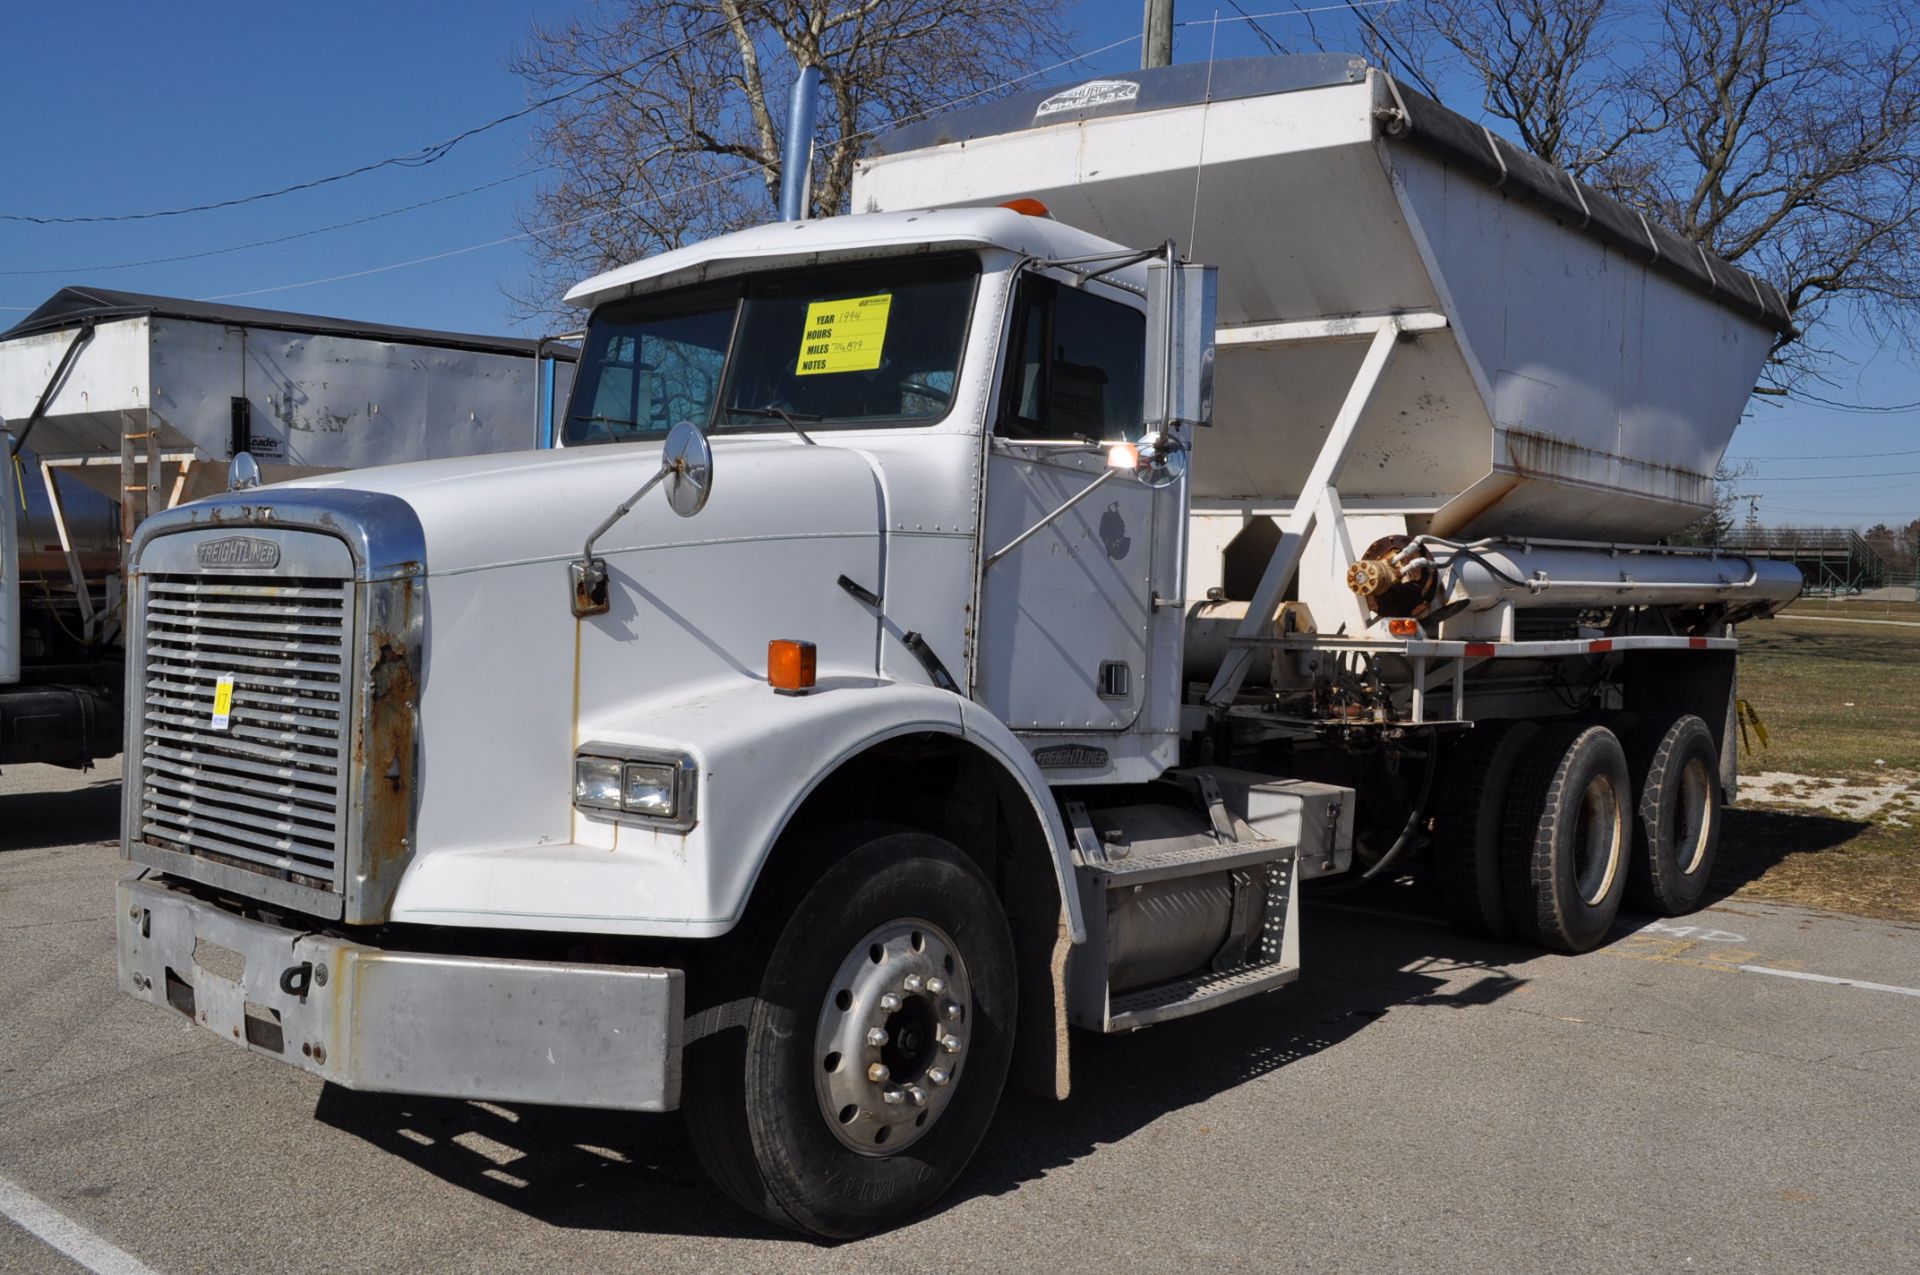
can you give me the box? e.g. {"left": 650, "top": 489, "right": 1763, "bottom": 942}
{"left": 684, "top": 825, "right": 1016, "bottom": 1238}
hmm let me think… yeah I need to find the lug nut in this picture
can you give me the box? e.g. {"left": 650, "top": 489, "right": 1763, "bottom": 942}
{"left": 882, "top": 1086, "right": 905, "bottom": 1106}
{"left": 939, "top": 999, "right": 962, "bottom": 1022}
{"left": 928, "top": 1066, "right": 951, "bottom": 1087}
{"left": 906, "top": 1085, "right": 927, "bottom": 1107}
{"left": 902, "top": 974, "right": 924, "bottom": 993}
{"left": 925, "top": 976, "right": 946, "bottom": 995}
{"left": 940, "top": 1034, "right": 962, "bottom": 1054}
{"left": 867, "top": 1062, "right": 891, "bottom": 1083}
{"left": 878, "top": 992, "right": 902, "bottom": 1012}
{"left": 865, "top": 1026, "right": 889, "bottom": 1048}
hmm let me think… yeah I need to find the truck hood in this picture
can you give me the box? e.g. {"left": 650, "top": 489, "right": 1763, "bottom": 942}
{"left": 271, "top": 437, "right": 887, "bottom": 577}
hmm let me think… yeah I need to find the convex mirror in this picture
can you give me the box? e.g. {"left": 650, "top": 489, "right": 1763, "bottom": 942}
{"left": 662, "top": 419, "right": 713, "bottom": 517}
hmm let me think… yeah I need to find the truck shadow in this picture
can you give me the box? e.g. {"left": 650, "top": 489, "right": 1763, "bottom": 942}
{"left": 312, "top": 904, "right": 1532, "bottom": 1242}
{"left": 1704, "top": 806, "right": 1871, "bottom": 909}
{"left": 0, "top": 776, "right": 121, "bottom": 852}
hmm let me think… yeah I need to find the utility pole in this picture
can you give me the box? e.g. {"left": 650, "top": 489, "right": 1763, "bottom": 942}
{"left": 1143, "top": 0, "right": 1174, "bottom": 69}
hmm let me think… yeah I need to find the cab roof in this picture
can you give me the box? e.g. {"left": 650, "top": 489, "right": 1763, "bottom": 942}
{"left": 562, "top": 207, "right": 1136, "bottom": 310}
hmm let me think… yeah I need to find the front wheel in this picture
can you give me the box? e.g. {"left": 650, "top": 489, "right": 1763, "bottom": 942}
{"left": 684, "top": 826, "right": 1016, "bottom": 1238}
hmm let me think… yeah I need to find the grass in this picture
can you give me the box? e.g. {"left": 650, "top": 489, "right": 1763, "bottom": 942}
{"left": 1718, "top": 615, "right": 1920, "bottom": 921}
{"left": 1781, "top": 595, "right": 1920, "bottom": 621}
{"left": 1735, "top": 616, "right": 1920, "bottom": 775}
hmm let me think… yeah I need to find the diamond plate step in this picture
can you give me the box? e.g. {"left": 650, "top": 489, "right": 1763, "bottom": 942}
{"left": 1082, "top": 836, "right": 1291, "bottom": 887}
{"left": 1106, "top": 959, "right": 1301, "bottom": 1031}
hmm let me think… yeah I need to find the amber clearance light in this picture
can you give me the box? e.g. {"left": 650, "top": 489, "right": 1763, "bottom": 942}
{"left": 999, "top": 197, "right": 1052, "bottom": 218}
{"left": 768, "top": 639, "right": 818, "bottom": 693}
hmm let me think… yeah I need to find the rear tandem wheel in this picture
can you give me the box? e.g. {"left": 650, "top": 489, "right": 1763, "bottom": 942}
{"left": 1500, "top": 722, "right": 1633, "bottom": 953}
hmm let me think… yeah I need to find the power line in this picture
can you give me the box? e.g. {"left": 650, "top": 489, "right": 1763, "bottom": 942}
{"left": 0, "top": 17, "right": 736, "bottom": 226}
{"left": 1742, "top": 468, "right": 1920, "bottom": 482}
{"left": 201, "top": 30, "right": 1151, "bottom": 304}
{"left": 0, "top": 172, "right": 531, "bottom": 277}
{"left": 1788, "top": 390, "right": 1920, "bottom": 413}
{"left": 1226, "top": 0, "right": 1291, "bottom": 53}
{"left": 1734, "top": 447, "right": 1920, "bottom": 461}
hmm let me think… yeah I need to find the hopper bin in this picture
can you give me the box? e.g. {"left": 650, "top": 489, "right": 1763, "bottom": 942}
{"left": 855, "top": 55, "right": 1791, "bottom": 542}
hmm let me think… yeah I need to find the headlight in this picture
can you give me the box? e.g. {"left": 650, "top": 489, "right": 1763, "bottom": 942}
{"left": 621, "top": 762, "right": 678, "bottom": 815}
{"left": 574, "top": 757, "right": 624, "bottom": 811}
{"left": 573, "top": 745, "right": 698, "bottom": 831}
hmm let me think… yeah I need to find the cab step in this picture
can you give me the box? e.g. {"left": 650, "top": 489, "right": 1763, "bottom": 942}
{"left": 1107, "top": 957, "right": 1303, "bottom": 1031}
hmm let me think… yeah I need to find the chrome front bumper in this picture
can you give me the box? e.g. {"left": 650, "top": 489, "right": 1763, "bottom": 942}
{"left": 117, "top": 874, "right": 684, "bottom": 1111}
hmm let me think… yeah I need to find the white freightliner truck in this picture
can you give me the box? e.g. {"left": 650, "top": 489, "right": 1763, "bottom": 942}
{"left": 113, "top": 57, "right": 1802, "bottom": 1236}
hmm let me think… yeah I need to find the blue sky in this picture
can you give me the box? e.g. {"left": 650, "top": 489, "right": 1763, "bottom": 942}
{"left": 1, "top": 2, "right": 1913, "bottom": 529}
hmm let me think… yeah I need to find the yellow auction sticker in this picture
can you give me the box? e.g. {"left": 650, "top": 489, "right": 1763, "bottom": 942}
{"left": 796, "top": 293, "right": 893, "bottom": 375}
{"left": 211, "top": 674, "right": 234, "bottom": 732}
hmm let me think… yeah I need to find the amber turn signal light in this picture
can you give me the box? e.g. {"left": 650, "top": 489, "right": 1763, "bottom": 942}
{"left": 999, "top": 197, "right": 1052, "bottom": 218}
{"left": 768, "top": 639, "right": 817, "bottom": 692}
{"left": 1387, "top": 618, "right": 1420, "bottom": 637}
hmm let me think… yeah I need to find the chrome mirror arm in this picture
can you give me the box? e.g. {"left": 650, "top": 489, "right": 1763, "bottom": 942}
{"left": 571, "top": 464, "right": 668, "bottom": 618}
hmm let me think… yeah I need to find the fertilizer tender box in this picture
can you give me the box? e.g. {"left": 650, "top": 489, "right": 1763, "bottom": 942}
{"left": 109, "top": 56, "right": 1801, "bottom": 1238}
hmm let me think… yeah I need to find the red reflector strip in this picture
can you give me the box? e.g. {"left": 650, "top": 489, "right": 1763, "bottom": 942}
{"left": 1464, "top": 642, "right": 1496, "bottom": 657}
{"left": 1588, "top": 639, "right": 1613, "bottom": 653}
{"left": 1689, "top": 636, "right": 1708, "bottom": 649}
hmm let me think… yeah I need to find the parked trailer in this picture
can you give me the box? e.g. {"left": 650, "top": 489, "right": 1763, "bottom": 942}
{"left": 112, "top": 57, "right": 1798, "bottom": 1237}
{"left": 0, "top": 288, "right": 574, "bottom": 770}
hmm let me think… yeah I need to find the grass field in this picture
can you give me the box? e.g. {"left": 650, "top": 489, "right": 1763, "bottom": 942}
{"left": 1719, "top": 614, "right": 1920, "bottom": 921}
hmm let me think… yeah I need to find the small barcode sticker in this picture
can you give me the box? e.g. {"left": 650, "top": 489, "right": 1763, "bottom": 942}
{"left": 210, "top": 674, "right": 234, "bottom": 731}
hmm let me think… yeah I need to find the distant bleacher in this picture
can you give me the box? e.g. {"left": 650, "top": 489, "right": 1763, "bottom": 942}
{"left": 1719, "top": 527, "right": 1886, "bottom": 594}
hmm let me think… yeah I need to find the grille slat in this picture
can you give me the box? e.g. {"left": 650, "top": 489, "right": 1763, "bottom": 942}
{"left": 148, "top": 597, "right": 346, "bottom": 621}
{"left": 149, "top": 581, "right": 344, "bottom": 601}
{"left": 139, "top": 819, "right": 338, "bottom": 882}
{"left": 146, "top": 692, "right": 342, "bottom": 734}
{"left": 148, "top": 659, "right": 339, "bottom": 694}
{"left": 144, "top": 642, "right": 345, "bottom": 678}
{"left": 145, "top": 771, "right": 339, "bottom": 827}
{"left": 138, "top": 569, "right": 353, "bottom": 896}
{"left": 146, "top": 681, "right": 339, "bottom": 717}
{"left": 150, "top": 613, "right": 347, "bottom": 641}
{"left": 142, "top": 746, "right": 338, "bottom": 800}
{"left": 144, "top": 790, "right": 336, "bottom": 847}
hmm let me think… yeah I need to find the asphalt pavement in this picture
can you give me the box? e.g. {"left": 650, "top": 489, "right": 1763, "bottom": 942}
{"left": 3, "top": 759, "right": 1917, "bottom": 1274}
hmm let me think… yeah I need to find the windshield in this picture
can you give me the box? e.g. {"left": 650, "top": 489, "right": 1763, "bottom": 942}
{"left": 565, "top": 254, "right": 979, "bottom": 446}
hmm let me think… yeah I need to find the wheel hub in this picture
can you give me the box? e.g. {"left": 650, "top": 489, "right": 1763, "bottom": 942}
{"left": 814, "top": 919, "right": 970, "bottom": 1154}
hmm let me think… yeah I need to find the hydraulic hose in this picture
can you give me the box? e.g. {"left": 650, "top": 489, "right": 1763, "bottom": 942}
{"left": 1304, "top": 735, "right": 1440, "bottom": 896}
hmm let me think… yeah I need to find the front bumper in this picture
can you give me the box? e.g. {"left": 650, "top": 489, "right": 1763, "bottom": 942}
{"left": 117, "top": 874, "right": 684, "bottom": 1111}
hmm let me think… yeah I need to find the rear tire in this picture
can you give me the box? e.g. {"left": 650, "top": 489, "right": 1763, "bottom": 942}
{"left": 1501, "top": 722, "right": 1632, "bottom": 953}
{"left": 1430, "top": 720, "right": 1539, "bottom": 939}
{"left": 1623, "top": 714, "right": 1722, "bottom": 917}
{"left": 683, "top": 825, "right": 1016, "bottom": 1238}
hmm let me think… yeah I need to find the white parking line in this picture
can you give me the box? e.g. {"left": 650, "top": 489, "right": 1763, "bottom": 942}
{"left": 1739, "top": 965, "right": 1920, "bottom": 999}
{"left": 0, "top": 1174, "right": 159, "bottom": 1275}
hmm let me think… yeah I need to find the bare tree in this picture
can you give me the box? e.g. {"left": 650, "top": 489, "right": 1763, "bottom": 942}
{"left": 1361, "top": 0, "right": 1920, "bottom": 384}
{"left": 510, "top": 1, "right": 1070, "bottom": 319}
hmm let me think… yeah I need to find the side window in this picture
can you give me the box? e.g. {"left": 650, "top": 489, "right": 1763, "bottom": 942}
{"left": 997, "top": 276, "right": 1146, "bottom": 441}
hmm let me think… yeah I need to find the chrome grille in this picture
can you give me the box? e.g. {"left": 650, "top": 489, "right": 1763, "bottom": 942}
{"left": 138, "top": 574, "right": 354, "bottom": 891}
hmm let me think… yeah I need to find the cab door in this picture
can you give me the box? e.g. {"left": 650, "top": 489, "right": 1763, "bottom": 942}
{"left": 976, "top": 273, "right": 1157, "bottom": 733}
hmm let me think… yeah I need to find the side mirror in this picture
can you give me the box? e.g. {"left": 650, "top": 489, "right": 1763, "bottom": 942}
{"left": 571, "top": 420, "right": 715, "bottom": 617}
{"left": 661, "top": 419, "right": 713, "bottom": 518}
{"left": 1143, "top": 254, "right": 1217, "bottom": 434}
{"left": 228, "top": 451, "right": 262, "bottom": 491}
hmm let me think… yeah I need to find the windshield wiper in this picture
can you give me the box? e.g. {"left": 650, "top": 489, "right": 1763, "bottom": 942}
{"left": 726, "top": 403, "right": 820, "bottom": 446}
{"left": 570, "top": 412, "right": 646, "bottom": 432}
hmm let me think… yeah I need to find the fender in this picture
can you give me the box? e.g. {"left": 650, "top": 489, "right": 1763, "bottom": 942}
{"left": 388, "top": 675, "right": 1085, "bottom": 942}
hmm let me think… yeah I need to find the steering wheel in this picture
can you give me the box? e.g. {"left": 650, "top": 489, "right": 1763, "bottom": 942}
{"left": 897, "top": 378, "right": 953, "bottom": 407}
